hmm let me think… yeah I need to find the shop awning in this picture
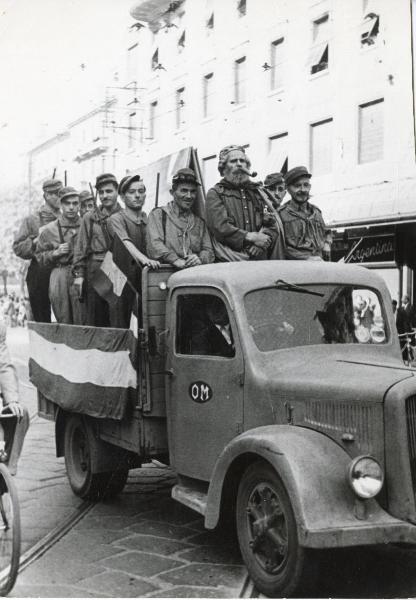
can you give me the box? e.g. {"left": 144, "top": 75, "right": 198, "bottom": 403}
{"left": 314, "top": 177, "right": 416, "bottom": 230}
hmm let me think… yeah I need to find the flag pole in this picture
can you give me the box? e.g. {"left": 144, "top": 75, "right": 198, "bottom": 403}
{"left": 155, "top": 172, "right": 160, "bottom": 207}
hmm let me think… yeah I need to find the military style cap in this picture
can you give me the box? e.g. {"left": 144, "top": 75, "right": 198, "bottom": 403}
{"left": 118, "top": 174, "right": 143, "bottom": 196}
{"left": 58, "top": 186, "right": 79, "bottom": 202}
{"left": 42, "top": 179, "right": 63, "bottom": 193}
{"left": 172, "top": 168, "right": 201, "bottom": 186}
{"left": 264, "top": 172, "right": 285, "bottom": 188}
{"left": 79, "top": 190, "right": 94, "bottom": 204}
{"left": 95, "top": 173, "right": 118, "bottom": 189}
{"left": 284, "top": 166, "right": 312, "bottom": 186}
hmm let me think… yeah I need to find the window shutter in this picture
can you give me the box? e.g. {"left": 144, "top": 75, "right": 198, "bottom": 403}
{"left": 310, "top": 119, "right": 333, "bottom": 175}
{"left": 359, "top": 99, "right": 384, "bottom": 163}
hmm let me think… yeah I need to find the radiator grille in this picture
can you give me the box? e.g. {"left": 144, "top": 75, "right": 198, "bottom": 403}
{"left": 406, "top": 396, "right": 416, "bottom": 490}
{"left": 303, "top": 400, "right": 380, "bottom": 454}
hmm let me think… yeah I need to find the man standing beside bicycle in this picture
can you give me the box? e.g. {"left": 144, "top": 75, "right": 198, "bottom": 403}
{"left": 396, "top": 294, "right": 416, "bottom": 363}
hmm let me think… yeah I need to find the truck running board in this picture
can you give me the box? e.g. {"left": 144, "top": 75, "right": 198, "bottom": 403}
{"left": 171, "top": 484, "right": 208, "bottom": 516}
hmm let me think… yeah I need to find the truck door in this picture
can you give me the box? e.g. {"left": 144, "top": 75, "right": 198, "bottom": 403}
{"left": 167, "top": 290, "right": 244, "bottom": 481}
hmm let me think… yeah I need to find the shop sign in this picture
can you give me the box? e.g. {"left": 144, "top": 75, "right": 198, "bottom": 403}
{"left": 347, "top": 234, "right": 396, "bottom": 264}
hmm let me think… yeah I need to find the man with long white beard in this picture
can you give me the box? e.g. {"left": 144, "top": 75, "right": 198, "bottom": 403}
{"left": 205, "top": 145, "right": 284, "bottom": 261}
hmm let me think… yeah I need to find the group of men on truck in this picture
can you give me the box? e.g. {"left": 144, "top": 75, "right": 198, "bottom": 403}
{"left": 13, "top": 144, "right": 329, "bottom": 329}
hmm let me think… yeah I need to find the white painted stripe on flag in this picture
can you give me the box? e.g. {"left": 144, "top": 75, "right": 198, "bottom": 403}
{"left": 29, "top": 329, "right": 136, "bottom": 388}
{"left": 101, "top": 251, "right": 127, "bottom": 297}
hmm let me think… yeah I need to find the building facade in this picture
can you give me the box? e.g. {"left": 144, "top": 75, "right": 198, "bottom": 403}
{"left": 128, "top": 0, "right": 416, "bottom": 301}
{"left": 26, "top": 0, "right": 416, "bottom": 302}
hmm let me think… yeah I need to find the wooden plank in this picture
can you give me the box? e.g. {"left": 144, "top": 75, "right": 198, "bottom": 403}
{"left": 147, "top": 300, "right": 166, "bottom": 315}
{"left": 144, "top": 388, "right": 166, "bottom": 417}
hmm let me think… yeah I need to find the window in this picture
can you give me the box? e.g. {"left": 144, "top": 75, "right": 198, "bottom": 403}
{"left": 237, "top": 0, "right": 247, "bottom": 17}
{"left": 203, "top": 73, "right": 214, "bottom": 118}
{"left": 271, "top": 38, "right": 284, "bottom": 90}
{"left": 309, "top": 14, "right": 329, "bottom": 74}
{"left": 149, "top": 101, "right": 157, "bottom": 139}
{"left": 176, "top": 87, "right": 185, "bottom": 129}
{"left": 245, "top": 285, "right": 387, "bottom": 352}
{"left": 176, "top": 295, "right": 235, "bottom": 357}
{"left": 202, "top": 155, "right": 217, "bottom": 190}
{"left": 310, "top": 118, "right": 333, "bottom": 175}
{"left": 358, "top": 99, "right": 384, "bottom": 163}
{"left": 151, "top": 48, "right": 159, "bottom": 71}
{"left": 234, "top": 57, "right": 246, "bottom": 104}
{"left": 178, "top": 30, "right": 185, "bottom": 52}
{"left": 268, "top": 133, "right": 288, "bottom": 173}
{"left": 361, "top": 12, "right": 379, "bottom": 46}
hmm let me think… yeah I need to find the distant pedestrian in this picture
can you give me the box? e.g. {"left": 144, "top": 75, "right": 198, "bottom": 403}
{"left": 279, "top": 166, "right": 326, "bottom": 260}
{"left": 396, "top": 294, "right": 416, "bottom": 361}
{"left": 392, "top": 299, "right": 398, "bottom": 315}
{"left": 12, "top": 179, "right": 62, "bottom": 322}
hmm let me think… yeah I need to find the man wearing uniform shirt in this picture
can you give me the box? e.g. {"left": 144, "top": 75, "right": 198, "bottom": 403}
{"left": 73, "top": 173, "right": 122, "bottom": 327}
{"left": 79, "top": 190, "right": 96, "bottom": 217}
{"left": 147, "top": 168, "right": 214, "bottom": 268}
{"left": 13, "top": 178, "right": 62, "bottom": 322}
{"left": 205, "top": 145, "right": 284, "bottom": 262}
{"left": 263, "top": 172, "right": 286, "bottom": 209}
{"left": 279, "top": 166, "right": 326, "bottom": 260}
{"left": 36, "top": 187, "right": 82, "bottom": 324}
{"left": 108, "top": 174, "right": 160, "bottom": 328}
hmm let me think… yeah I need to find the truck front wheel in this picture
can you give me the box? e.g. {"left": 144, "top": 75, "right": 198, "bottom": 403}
{"left": 236, "top": 461, "right": 318, "bottom": 597}
{"left": 64, "top": 414, "right": 128, "bottom": 500}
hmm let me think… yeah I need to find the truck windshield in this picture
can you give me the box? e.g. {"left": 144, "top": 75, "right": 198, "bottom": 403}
{"left": 245, "top": 284, "right": 388, "bottom": 352}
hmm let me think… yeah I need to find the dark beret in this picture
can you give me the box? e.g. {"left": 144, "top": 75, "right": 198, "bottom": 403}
{"left": 172, "top": 167, "right": 201, "bottom": 186}
{"left": 42, "top": 179, "right": 63, "bottom": 192}
{"left": 95, "top": 173, "right": 118, "bottom": 189}
{"left": 284, "top": 166, "right": 312, "bottom": 186}
{"left": 118, "top": 174, "right": 143, "bottom": 196}
{"left": 264, "top": 172, "right": 285, "bottom": 188}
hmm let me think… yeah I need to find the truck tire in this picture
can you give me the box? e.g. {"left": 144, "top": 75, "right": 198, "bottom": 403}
{"left": 64, "top": 414, "right": 128, "bottom": 500}
{"left": 236, "top": 461, "right": 319, "bottom": 597}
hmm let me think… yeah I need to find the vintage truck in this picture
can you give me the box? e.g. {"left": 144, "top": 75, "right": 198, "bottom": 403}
{"left": 29, "top": 260, "right": 416, "bottom": 596}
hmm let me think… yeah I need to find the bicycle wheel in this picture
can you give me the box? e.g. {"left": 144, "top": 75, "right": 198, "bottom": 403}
{"left": 0, "top": 464, "right": 20, "bottom": 596}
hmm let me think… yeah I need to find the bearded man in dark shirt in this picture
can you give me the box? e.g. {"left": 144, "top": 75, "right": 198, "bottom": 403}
{"left": 205, "top": 145, "right": 284, "bottom": 261}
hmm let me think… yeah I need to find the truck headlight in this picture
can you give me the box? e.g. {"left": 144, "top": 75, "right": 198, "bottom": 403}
{"left": 347, "top": 456, "right": 384, "bottom": 499}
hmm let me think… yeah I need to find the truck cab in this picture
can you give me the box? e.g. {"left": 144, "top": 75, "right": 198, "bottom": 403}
{"left": 30, "top": 260, "right": 416, "bottom": 597}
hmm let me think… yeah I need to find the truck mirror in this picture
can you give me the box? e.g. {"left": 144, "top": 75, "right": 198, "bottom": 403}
{"left": 148, "top": 326, "right": 157, "bottom": 357}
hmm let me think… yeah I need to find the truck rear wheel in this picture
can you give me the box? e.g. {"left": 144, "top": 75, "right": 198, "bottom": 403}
{"left": 64, "top": 414, "right": 128, "bottom": 500}
{"left": 236, "top": 461, "right": 318, "bottom": 597}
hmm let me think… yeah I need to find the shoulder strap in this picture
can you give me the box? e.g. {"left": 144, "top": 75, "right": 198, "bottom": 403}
{"left": 56, "top": 220, "right": 65, "bottom": 244}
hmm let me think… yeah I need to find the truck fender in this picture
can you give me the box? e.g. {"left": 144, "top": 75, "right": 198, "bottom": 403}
{"left": 205, "top": 425, "right": 369, "bottom": 544}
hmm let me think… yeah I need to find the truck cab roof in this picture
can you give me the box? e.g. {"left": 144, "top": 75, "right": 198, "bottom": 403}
{"left": 167, "top": 260, "right": 387, "bottom": 297}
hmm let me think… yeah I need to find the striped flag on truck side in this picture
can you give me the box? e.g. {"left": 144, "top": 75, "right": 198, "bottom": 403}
{"left": 28, "top": 322, "right": 137, "bottom": 420}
